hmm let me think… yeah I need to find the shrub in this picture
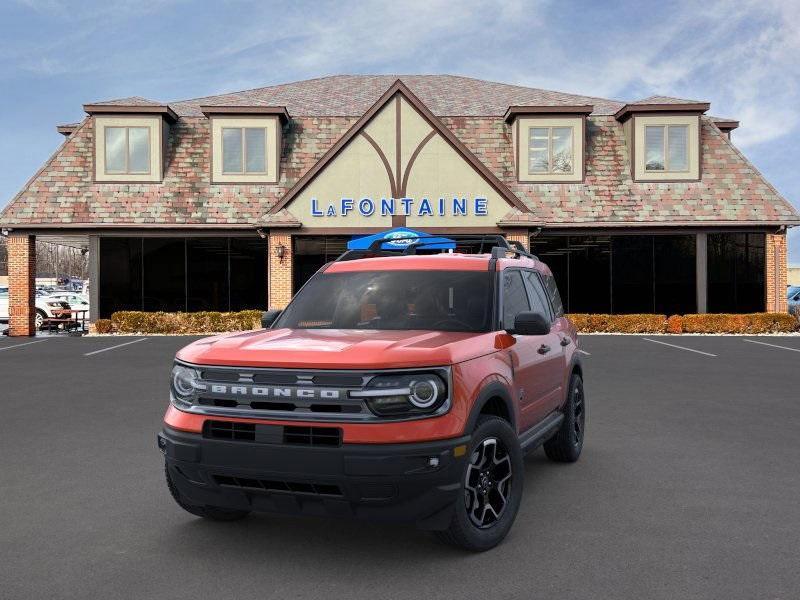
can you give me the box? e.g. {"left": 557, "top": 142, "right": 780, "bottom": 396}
{"left": 94, "top": 319, "right": 113, "bottom": 334}
{"left": 566, "top": 314, "right": 666, "bottom": 333}
{"left": 111, "top": 310, "right": 262, "bottom": 334}
{"left": 567, "top": 312, "right": 798, "bottom": 334}
{"left": 680, "top": 313, "right": 797, "bottom": 334}
{"left": 665, "top": 314, "right": 683, "bottom": 334}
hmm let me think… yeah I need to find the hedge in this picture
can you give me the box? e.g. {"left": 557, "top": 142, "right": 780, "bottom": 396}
{"left": 102, "top": 310, "right": 798, "bottom": 334}
{"left": 110, "top": 310, "right": 262, "bottom": 334}
{"left": 567, "top": 313, "right": 798, "bottom": 334}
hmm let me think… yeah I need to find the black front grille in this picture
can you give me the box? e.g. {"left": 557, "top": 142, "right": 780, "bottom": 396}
{"left": 213, "top": 475, "right": 343, "bottom": 497}
{"left": 204, "top": 420, "right": 255, "bottom": 441}
{"left": 283, "top": 426, "right": 342, "bottom": 447}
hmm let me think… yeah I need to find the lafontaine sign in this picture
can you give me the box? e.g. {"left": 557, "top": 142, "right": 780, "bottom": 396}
{"left": 310, "top": 196, "right": 489, "bottom": 218}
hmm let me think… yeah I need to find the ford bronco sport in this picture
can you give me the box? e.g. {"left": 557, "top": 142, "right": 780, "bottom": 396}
{"left": 159, "top": 236, "right": 585, "bottom": 551}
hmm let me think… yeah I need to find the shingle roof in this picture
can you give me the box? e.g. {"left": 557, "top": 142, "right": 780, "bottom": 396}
{"left": 87, "top": 96, "right": 164, "bottom": 107}
{"left": 631, "top": 95, "right": 707, "bottom": 105}
{"left": 1, "top": 75, "right": 796, "bottom": 229}
{"left": 168, "top": 74, "right": 626, "bottom": 117}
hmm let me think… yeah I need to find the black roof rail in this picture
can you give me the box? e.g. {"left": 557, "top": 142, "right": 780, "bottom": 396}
{"left": 333, "top": 234, "right": 538, "bottom": 262}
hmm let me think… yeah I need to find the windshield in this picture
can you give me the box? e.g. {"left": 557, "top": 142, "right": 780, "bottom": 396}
{"left": 275, "top": 270, "right": 494, "bottom": 332}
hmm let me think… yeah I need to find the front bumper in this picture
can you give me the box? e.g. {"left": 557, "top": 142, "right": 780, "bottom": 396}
{"left": 159, "top": 426, "right": 470, "bottom": 530}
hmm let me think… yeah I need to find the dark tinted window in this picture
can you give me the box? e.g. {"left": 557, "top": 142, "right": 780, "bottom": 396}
{"left": 654, "top": 236, "right": 696, "bottom": 314}
{"left": 708, "top": 233, "right": 764, "bottom": 312}
{"left": 543, "top": 273, "right": 564, "bottom": 317}
{"left": 522, "top": 271, "right": 551, "bottom": 321}
{"left": 276, "top": 270, "right": 493, "bottom": 332}
{"left": 230, "top": 238, "right": 268, "bottom": 311}
{"left": 99, "top": 237, "right": 143, "bottom": 317}
{"left": 502, "top": 271, "right": 531, "bottom": 330}
{"left": 187, "top": 238, "right": 228, "bottom": 311}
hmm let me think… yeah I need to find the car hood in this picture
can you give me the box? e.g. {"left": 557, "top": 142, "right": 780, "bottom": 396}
{"left": 176, "top": 328, "right": 501, "bottom": 369}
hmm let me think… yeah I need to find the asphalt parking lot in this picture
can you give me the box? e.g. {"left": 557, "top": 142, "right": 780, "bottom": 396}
{"left": 1, "top": 334, "right": 799, "bottom": 600}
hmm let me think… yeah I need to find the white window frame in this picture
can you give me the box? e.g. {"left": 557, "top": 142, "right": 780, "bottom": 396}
{"left": 517, "top": 116, "right": 584, "bottom": 183}
{"left": 644, "top": 124, "right": 689, "bottom": 173}
{"left": 527, "top": 126, "right": 575, "bottom": 175}
{"left": 632, "top": 114, "right": 699, "bottom": 182}
{"left": 221, "top": 127, "right": 269, "bottom": 175}
{"left": 104, "top": 126, "right": 152, "bottom": 175}
{"left": 210, "top": 116, "right": 279, "bottom": 184}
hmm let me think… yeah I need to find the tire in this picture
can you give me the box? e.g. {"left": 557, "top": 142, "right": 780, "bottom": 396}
{"left": 35, "top": 309, "right": 46, "bottom": 330}
{"left": 544, "top": 373, "right": 586, "bottom": 463}
{"left": 164, "top": 463, "right": 250, "bottom": 522}
{"left": 436, "top": 416, "right": 524, "bottom": 552}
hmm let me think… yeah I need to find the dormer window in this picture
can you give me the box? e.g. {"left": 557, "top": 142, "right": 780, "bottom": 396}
{"left": 222, "top": 127, "right": 268, "bottom": 174}
{"left": 84, "top": 101, "right": 175, "bottom": 183}
{"left": 644, "top": 124, "right": 688, "bottom": 172}
{"left": 202, "top": 106, "right": 289, "bottom": 184}
{"left": 92, "top": 116, "right": 165, "bottom": 182}
{"left": 528, "top": 126, "right": 574, "bottom": 174}
{"left": 505, "top": 106, "right": 591, "bottom": 183}
{"left": 105, "top": 126, "right": 151, "bottom": 174}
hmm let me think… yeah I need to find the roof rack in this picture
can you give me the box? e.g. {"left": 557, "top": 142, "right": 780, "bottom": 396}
{"left": 334, "top": 234, "right": 538, "bottom": 262}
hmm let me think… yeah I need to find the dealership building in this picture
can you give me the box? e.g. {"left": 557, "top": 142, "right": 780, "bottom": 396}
{"left": 1, "top": 75, "right": 797, "bottom": 335}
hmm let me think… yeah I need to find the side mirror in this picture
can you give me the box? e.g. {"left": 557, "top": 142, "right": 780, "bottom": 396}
{"left": 261, "top": 309, "right": 282, "bottom": 329}
{"left": 510, "top": 311, "right": 550, "bottom": 336}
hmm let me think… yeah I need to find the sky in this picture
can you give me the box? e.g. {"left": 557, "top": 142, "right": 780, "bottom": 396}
{"left": 0, "top": 0, "right": 798, "bottom": 261}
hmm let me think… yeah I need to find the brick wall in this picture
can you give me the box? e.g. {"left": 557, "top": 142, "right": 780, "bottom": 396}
{"left": 268, "top": 231, "right": 293, "bottom": 309}
{"left": 7, "top": 234, "right": 36, "bottom": 336}
{"left": 504, "top": 230, "right": 530, "bottom": 252}
{"left": 765, "top": 232, "right": 788, "bottom": 312}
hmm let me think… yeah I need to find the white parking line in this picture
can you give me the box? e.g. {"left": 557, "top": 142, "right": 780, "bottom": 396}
{"left": 577, "top": 349, "right": 592, "bottom": 356}
{"left": 84, "top": 338, "right": 147, "bottom": 356}
{"left": 641, "top": 337, "right": 717, "bottom": 357}
{"left": 0, "top": 339, "right": 49, "bottom": 352}
{"left": 743, "top": 339, "right": 800, "bottom": 353}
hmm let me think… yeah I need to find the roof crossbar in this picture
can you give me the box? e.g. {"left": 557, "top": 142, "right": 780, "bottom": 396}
{"left": 334, "top": 234, "right": 537, "bottom": 262}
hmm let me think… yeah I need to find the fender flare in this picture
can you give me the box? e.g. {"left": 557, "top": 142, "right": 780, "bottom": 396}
{"left": 557, "top": 353, "right": 584, "bottom": 411}
{"left": 464, "top": 381, "right": 516, "bottom": 433}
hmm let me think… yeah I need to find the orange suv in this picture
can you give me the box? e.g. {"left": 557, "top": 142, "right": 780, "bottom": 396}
{"left": 159, "top": 236, "right": 585, "bottom": 551}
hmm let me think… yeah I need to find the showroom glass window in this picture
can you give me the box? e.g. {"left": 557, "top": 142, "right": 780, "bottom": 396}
{"left": 645, "top": 125, "right": 688, "bottom": 171}
{"left": 528, "top": 127, "right": 573, "bottom": 174}
{"left": 530, "top": 235, "right": 696, "bottom": 314}
{"left": 104, "top": 126, "right": 150, "bottom": 174}
{"left": 222, "top": 127, "right": 267, "bottom": 174}
{"left": 98, "top": 237, "right": 267, "bottom": 317}
{"left": 707, "top": 233, "right": 764, "bottom": 312}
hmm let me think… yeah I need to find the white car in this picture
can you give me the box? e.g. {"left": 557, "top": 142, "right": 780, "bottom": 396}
{"left": 0, "top": 287, "right": 7, "bottom": 322}
{"left": 46, "top": 292, "right": 90, "bottom": 320}
{"left": 0, "top": 287, "right": 73, "bottom": 329}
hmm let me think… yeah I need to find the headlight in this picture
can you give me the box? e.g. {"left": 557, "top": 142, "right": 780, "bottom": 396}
{"left": 170, "top": 364, "right": 202, "bottom": 405}
{"left": 352, "top": 372, "right": 448, "bottom": 417}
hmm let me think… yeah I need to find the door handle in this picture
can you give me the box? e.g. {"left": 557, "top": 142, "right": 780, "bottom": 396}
{"left": 560, "top": 337, "right": 571, "bottom": 347}
{"left": 537, "top": 344, "right": 551, "bottom": 354}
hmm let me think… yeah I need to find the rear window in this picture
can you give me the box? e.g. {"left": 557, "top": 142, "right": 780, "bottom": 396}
{"left": 275, "top": 270, "right": 493, "bottom": 332}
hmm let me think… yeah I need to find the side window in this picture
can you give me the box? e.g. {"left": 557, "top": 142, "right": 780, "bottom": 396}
{"left": 522, "top": 271, "right": 552, "bottom": 322}
{"left": 502, "top": 271, "right": 531, "bottom": 330}
{"left": 543, "top": 273, "right": 565, "bottom": 318}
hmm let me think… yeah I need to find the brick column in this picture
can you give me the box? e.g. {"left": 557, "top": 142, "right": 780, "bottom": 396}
{"left": 765, "top": 232, "right": 788, "bottom": 312}
{"left": 268, "top": 231, "right": 293, "bottom": 309}
{"left": 504, "top": 229, "right": 530, "bottom": 252}
{"left": 8, "top": 234, "right": 36, "bottom": 336}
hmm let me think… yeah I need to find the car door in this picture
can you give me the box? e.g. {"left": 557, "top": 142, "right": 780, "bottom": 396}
{"left": 501, "top": 269, "right": 557, "bottom": 432}
{"left": 522, "top": 270, "right": 566, "bottom": 414}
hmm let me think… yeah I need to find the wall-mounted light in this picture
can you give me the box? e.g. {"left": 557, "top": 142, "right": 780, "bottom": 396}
{"left": 275, "top": 243, "right": 286, "bottom": 264}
